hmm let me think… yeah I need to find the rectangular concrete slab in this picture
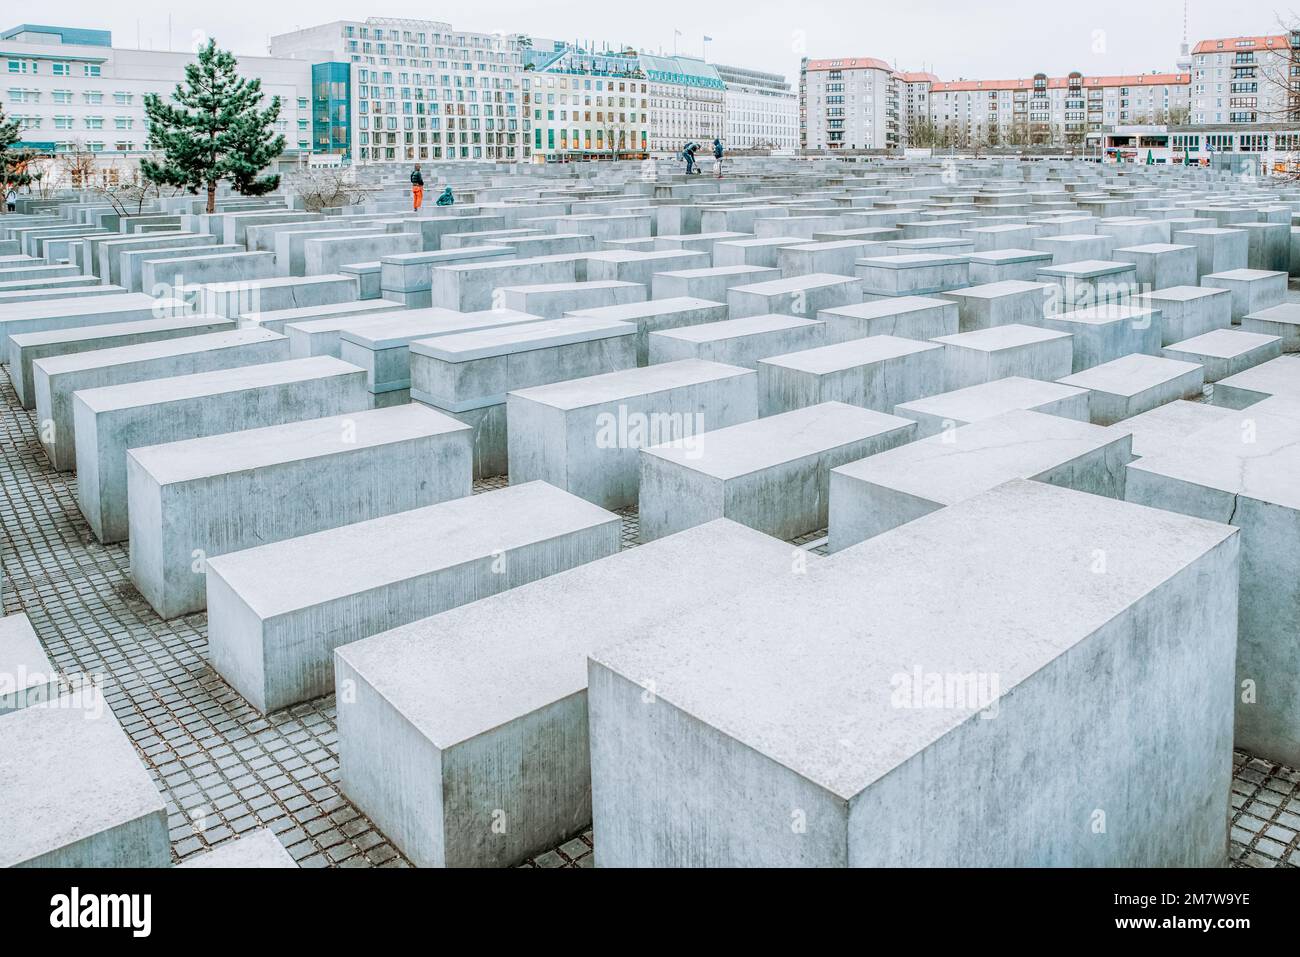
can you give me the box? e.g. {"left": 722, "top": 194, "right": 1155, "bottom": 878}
{"left": 0, "top": 695, "right": 169, "bottom": 867}
{"left": 933, "top": 324, "right": 1075, "bottom": 390}
{"left": 1059, "top": 353, "right": 1206, "bottom": 425}
{"left": 205, "top": 481, "right": 621, "bottom": 713}
{"left": 334, "top": 519, "right": 801, "bottom": 868}
{"left": 828, "top": 408, "right": 1131, "bottom": 550}
{"left": 8, "top": 313, "right": 236, "bottom": 410}
{"left": 588, "top": 479, "right": 1238, "bottom": 866}
{"left": 34, "top": 328, "right": 291, "bottom": 472}
{"left": 72, "top": 356, "right": 370, "bottom": 544}
{"left": 757, "top": 336, "right": 945, "bottom": 416}
{"left": 817, "top": 296, "right": 958, "bottom": 343}
{"left": 1126, "top": 408, "right": 1300, "bottom": 765}
{"left": 893, "top": 376, "right": 1090, "bottom": 439}
{"left": 127, "top": 404, "right": 473, "bottom": 619}
{"left": 647, "top": 314, "right": 825, "bottom": 369}
{"left": 507, "top": 359, "right": 758, "bottom": 509}
{"left": 409, "top": 316, "right": 638, "bottom": 478}
{"left": 640, "top": 401, "right": 916, "bottom": 541}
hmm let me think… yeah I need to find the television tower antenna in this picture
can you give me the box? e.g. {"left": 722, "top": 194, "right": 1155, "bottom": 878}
{"left": 1181, "top": 0, "right": 1190, "bottom": 57}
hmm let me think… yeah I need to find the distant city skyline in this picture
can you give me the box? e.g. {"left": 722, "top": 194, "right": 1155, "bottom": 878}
{"left": 19, "top": 0, "right": 1300, "bottom": 84}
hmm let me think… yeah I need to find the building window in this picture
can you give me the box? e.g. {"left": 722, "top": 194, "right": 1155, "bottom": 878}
{"left": 84, "top": 64, "right": 101, "bottom": 77}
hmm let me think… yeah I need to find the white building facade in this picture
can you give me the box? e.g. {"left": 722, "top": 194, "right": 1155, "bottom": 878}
{"left": 928, "top": 71, "right": 1190, "bottom": 147}
{"left": 270, "top": 17, "right": 528, "bottom": 164}
{"left": 799, "top": 57, "right": 898, "bottom": 151}
{"left": 641, "top": 54, "right": 725, "bottom": 155}
{"left": 714, "top": 63, "right": 797, "bottom": 151}
{"left": 524, "top": 42, "right": 649, "bottom": 161}
{"left": 2, "top": 23, "right": 312, "bottom": 186}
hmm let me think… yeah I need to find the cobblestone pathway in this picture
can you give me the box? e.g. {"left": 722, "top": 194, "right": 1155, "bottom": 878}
{"left": 0, "top": 364, "right": 1294, "bottom": 869}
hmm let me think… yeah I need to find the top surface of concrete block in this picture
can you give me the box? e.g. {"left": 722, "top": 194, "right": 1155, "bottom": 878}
{"left": 0, "top": 612, "right": 54, "bottom": 701}
{"left": 730, "top": 272, "right": 860, "bottom": 294}
{"left": 337, "top": 519, "right": 797, "bottom": 749}
{"left": 652, "top": 313, "right": 820, "bottom": 344}
{"left": 75, "top": 355, "right": 358, "bottom": 414}
{"left": 761, "top": 335, "right": 942, "bottom": 375}
{"left": 968, "top": 249, "right": 1053, "bottom": 264}
{"left": 566, "top": 296, "right": 724, "bottom": 321}
{"left": 1137, "top": 285, "right": 1228, "bottom": 304}
{"left": 644, "top": 401, "right": 913, "bottom": 479}
{"left": 941, "top": 279, "right": 1052, "bottom": 300}
{"left": 1114, "top": 243, "right": 1192, "bottom": 255}
{"left": 1128, "top": 405, "right": 1300, "bottom": 509}
{"left": 337, "top": 307, "right": 540, "bottom": 349}
{"left": 1204, "top": 268, "right": 1286, "bottom": 282}
{"left": 35, "top": 326, "right": 281, "bottom": 376}
{"left": 834, "top": 408, "right": 1123, "bottom": 506}
{"left": 206, "top": 481, "right": 616, "bottom": 619}
{"left": 0, "top": 695, "right": 166, "bottom": 867}
{"left": 820, "top": 296, "right": 954, "bottom": 320}
{"left": 861, "top": 253, "right": 969, "bottom": 268}
{"left": 411, "top": 315, "right": 634, "bottom": 361}
{"left": 1038, "top": 260, "right": 1135, "bottom": 278}
{"left": 933, "top": 323, "right": 1071, "bottom": 350}
{"left": 128, "top": 403, "right": 468, "bottom": 485}
{"left": 1168, "top": 328, "right": 1281, "bottom": 358}
{"left": 1059, "top": 353, "right": 1203, "bottom": 396}
{"left": 1109, "top": 399, "right": 1237, "bottom": 459}
{"left": 239, "top": 300, "right": 404, "bottom": 326}
{"left": 510, "top": 358, "right": 753, "bottom": 410}
{"left": 177, "top": 829, "right": 296, "bottom": 868}
{"left": 895, "top": 375, "right": 1087, "bottom": 422}
{"left": 591, "top": 478, "right": 1236, "bottom": 799}
{"left": 1049, "top": 303, "right": 1156, "bottom": 327}
{"left": 1215, "top": 354, "right": 1300, "bottom": 401}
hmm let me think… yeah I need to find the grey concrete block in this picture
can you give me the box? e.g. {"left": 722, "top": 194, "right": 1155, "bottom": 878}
{"left": 206, "top": 481, "right": 621, "bottom": 713}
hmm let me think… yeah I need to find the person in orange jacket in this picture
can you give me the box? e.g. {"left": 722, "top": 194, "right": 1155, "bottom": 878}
{"left": 410, "top": 165, "right": 425, "bottom": 211}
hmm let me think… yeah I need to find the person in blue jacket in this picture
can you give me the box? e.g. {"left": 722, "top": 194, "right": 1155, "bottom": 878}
{"left": 712, "top": 138, "right": 724, "bottom": 178}
{"left": 435, "top": 185, "right": 455, "bottom": 206}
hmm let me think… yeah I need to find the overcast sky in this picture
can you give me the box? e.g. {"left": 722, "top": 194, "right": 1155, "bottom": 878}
{"left": 22, "top": 0, "right": 1300, "bottom": 85}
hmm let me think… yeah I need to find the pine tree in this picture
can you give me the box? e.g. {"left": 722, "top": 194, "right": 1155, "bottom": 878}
{"left": 141, "top": 39, "right": 286, "bottom": 214}
{"left": 0, "top": 104, "right": 35, "bottom": 213}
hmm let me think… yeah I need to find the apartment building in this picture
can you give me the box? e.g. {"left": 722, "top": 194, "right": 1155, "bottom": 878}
{"left": 1188, "top": 33, "right": 1300, "bottom": 126}
{"left": 714, "top": 63, "right": 797, "bottom": 151}
{"left": 270, "top": 17, "right": 528, "bottom": 163}
{"left": 524, "top": 41, "right": 649, "bottom": 160}
{"left": 2, "top": 23, "right": 311, "bottom": 186}
{"left": 799, "top": 57, "right": 898, "bottom": 151}
{"left": 641, "top": 54, "right": 725, "bottom": 154}
{"left": 896, "top": 71, "right": 938, "bottom": 148}
{"left": 928, "top": 71, "right": 1191, "bottom": 146}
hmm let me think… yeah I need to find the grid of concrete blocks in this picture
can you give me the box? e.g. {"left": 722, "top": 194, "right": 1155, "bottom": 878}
{"left": 0, "top": 155, "right": 1298, "bottom": 870}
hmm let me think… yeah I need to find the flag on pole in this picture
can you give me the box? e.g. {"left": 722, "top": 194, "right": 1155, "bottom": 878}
{"left": 704, "top": 35, "right": 713, "bottom": 41}
{"left": 674, "top": 28, "right": 683, "bottom": 36}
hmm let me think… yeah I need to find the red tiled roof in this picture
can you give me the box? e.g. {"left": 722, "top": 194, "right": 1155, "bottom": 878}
{"left": 1191, "top": 34, "right": 1288, "bottom": 55}
{"left": 931, "top": 73, "right": 1189, "bottom": 93}
{"left": 895, "top": 71, "right": 939, "bottom": 83}
{"left": 803, "top": 57, "right": 892, "bottom": 72}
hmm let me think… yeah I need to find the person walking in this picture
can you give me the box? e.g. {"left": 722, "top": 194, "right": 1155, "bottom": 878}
{"left": 410, "top": 165, "right": 425, "bottom": 211}
{"left": 435, "top": 185, "right": 455, "bottom": 207}
{"left": 712, "top": 137, "right": 724, "bottom": 178}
